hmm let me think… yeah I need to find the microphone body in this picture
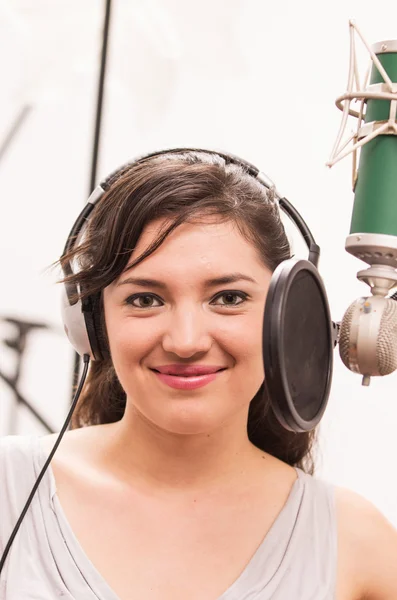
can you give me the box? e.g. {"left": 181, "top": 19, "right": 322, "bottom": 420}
{"left": 346, "top": 43, "right": 397, "bottom": 298}
{"left": 350, "top": 49, "right": 397, "bottom": 236}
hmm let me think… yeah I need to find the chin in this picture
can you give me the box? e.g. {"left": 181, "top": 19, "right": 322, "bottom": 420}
{"left": 145, "top": 397, "right": 246, "bottom": 438}
{"left": 158, "top": 409, "right": 221, "bottom": 436}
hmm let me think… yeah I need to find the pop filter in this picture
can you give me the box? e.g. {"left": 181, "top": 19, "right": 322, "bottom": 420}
{"left": 263, "top": 259, "right": 334, "bottom": 432}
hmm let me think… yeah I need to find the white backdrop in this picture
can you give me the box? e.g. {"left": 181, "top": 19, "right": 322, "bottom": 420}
{"left": 0, "top": 0, "right": 396, "bottom": 526}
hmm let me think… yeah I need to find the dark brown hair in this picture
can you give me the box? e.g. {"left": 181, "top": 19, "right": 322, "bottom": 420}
{"left": 60, "top": 150, "right": 319, "bottom": 474}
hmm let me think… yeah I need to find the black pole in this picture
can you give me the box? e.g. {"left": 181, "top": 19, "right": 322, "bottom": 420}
{"left": 89, "top": 0, "right": 113, "bottom": 193}
{"left": 71, "top": 0, "right": 113, "bottom": 403}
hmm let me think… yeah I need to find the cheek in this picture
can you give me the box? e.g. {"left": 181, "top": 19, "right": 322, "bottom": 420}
{"left": 212, "top": 316, "right": 265, "bottom": 401}
{"left": 106, "top": 315, "right": 159, "bottom": 366}
{"left": 216, "top": 310, "right": 264, "bottom": 356}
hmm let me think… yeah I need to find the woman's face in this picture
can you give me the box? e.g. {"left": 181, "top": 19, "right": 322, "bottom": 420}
{"left": 103, "top": 217, "right": 273, "bottom": 435}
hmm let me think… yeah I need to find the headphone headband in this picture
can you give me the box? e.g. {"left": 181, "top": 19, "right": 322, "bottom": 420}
{"left": 91, "top": 148, "right": 280, "bottom": 204}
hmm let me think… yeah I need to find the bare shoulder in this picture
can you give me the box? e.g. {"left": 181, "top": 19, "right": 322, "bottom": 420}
{"left": 39, "top": 424, "right": 115, "bottom": 459}
{"left": 39, "top": 424, "right": 120, "bottom": 494}
{"left": 40, "top": 429, "right": 80, "bottom": 464}
{"left": 335, "top": 485, "right": 397, "bottom": 600}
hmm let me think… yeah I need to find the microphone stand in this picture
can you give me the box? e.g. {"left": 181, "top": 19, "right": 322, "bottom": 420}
{"left": 0, "top": 317, "right": 54, "bottom": 434}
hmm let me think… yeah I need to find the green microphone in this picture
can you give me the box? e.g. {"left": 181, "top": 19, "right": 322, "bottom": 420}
{"left": 327, "top": 22, "right": 397, "bottom": 385}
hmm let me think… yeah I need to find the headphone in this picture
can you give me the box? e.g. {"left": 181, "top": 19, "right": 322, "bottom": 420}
{"left": 61, "top": 147, "right": 337, "bottom": 432}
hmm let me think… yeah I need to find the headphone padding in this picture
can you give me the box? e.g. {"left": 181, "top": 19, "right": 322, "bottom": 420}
{"left": 61, "top": 285, "right": 93, "bottom": 357}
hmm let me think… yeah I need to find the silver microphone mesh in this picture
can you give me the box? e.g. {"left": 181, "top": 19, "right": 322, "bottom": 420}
{"left": 339, "top": 297, "right": 397, "bottom": 377}
{"left": 377, "top": 299, "right": 397, "bottom": 375}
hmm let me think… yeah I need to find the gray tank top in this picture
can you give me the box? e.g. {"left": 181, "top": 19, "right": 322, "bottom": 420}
{"left": 0, "top": 435, "right": 337, "bottom": 599}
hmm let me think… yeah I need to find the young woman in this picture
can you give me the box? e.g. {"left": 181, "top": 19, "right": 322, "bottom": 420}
{"left": 1, "top": 150, "right": 396, "bottom": 599}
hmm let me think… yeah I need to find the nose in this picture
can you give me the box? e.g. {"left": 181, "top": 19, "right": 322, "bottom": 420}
{"left": 161, "top": 305, "right": 213, "bottom": 358}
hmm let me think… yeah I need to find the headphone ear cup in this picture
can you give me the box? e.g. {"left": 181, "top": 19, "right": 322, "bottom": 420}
{"left": 61, "top": 285, "right": 93, "bottom": 358}
{"left": 82, "top": 292, "right": 109, "bottom": 361}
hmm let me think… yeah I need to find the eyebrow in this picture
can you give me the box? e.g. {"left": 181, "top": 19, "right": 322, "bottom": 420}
{"left": 116, "top": 272, "right": 258, "bottom": 289}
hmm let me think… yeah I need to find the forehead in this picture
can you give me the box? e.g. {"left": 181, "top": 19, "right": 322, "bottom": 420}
{"left": 127, "top": 217, "right": 265, "bottom": 272}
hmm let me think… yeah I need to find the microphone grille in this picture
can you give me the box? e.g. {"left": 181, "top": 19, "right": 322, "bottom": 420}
{"left": 377, "top": 299, "right": 397, "bottom": 376}
{"left": 339, "top": 297, "right": 397, "bottom": 377}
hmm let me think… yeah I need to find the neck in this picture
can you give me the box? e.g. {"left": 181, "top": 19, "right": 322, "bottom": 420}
{"left": 100, "top": 404, "right": 265, "bottom": 492}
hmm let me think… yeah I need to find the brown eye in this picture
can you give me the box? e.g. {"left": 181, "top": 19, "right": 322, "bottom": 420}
{"left": 212, "top": 291, "right": 248, "bottom": 307}
{"left": 125, "top": 294, "right": 163, "bottom": 308}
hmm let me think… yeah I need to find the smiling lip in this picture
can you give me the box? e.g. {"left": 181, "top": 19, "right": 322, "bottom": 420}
{"left": 152, "top": 370, "right": 224, "bottom": 390}
{"left": 150, "top": 365, "right": 226, "bottom": 390}
{"left": 152, "top": 365, "right": 226, "bottom": 376}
